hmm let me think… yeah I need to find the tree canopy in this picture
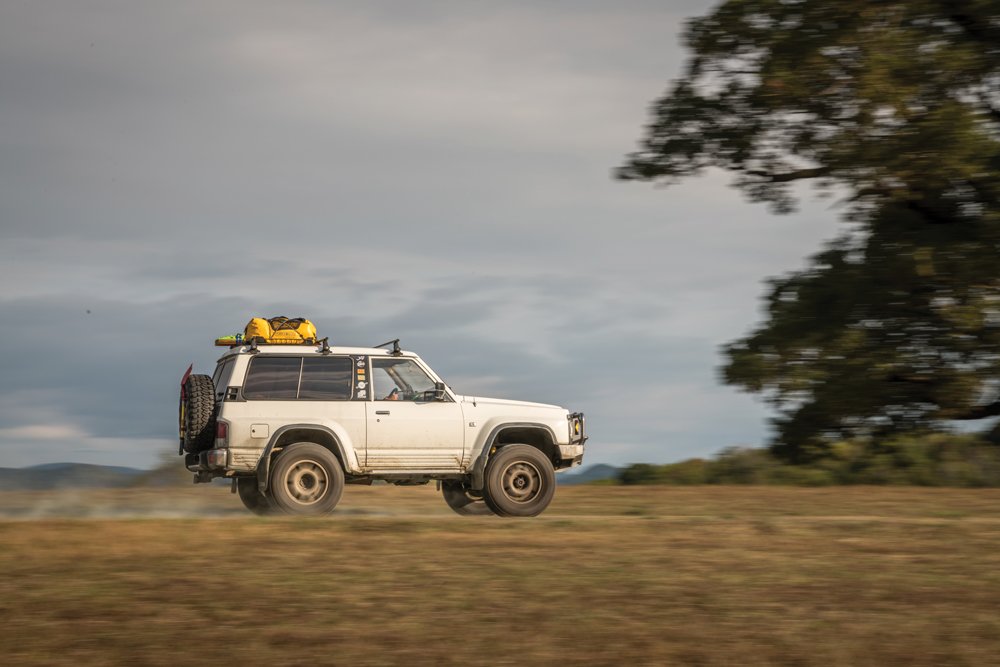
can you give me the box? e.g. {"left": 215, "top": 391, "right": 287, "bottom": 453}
{"left": 620, "top": 1, "right": 1000, "bottom": 459}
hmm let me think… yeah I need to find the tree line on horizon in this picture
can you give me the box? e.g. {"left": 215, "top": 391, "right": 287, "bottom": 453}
{"left": 614, "top": 434, "right": 1000, "bottom": 487}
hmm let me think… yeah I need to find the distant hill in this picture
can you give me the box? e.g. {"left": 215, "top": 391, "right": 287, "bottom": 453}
{"left": 0, "top": 463, "right": 146, "bottom": 491}
{"left": 558, "top": 463, "right": 621, "bottom": 485}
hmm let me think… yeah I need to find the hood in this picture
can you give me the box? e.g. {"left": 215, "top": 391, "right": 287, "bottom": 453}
{"left": 459, "top": 395, "right": 563, "bottom": 411}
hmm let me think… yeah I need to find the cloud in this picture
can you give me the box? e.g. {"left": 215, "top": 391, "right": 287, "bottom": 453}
{"left": 0, "top": 1, "right": 841, "bottom": 469}
{"left": 0, "top": 424, "right": 86, "bottom": 441}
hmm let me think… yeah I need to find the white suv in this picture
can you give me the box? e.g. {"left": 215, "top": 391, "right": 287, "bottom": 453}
{"left": 179, "top": 340, "right": 587, "bottom": 517}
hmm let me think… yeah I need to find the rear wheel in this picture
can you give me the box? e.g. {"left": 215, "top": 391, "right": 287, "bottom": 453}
{"left": 180, "top": 374, "right": 216, "bottom": 454}
{"left": 269, "top": 443, "right": 344, "bottom": 516}
{"left": 482, "top": 445, "right": 556, "bottom": 517}
{"left": 441, "top": 481, "right": 494, "bottom": 516}
{"left": 236, "top": 477, "right": 276, "bottom": 516}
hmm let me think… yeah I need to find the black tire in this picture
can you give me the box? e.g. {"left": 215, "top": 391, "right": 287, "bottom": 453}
{"left": 269, "top": 443, "right": 344, "bottom": 516}
{"left": 441, "top": 481, "right": 495, "bottom": 516}
{"left": 180, "top": 374, "right": 216, "bottom": 454}
{"left": 237, "top": 477, "right": 277, "bottom": 516}
{"left": 482, "top": 445, "right": 556, "bottom": 517}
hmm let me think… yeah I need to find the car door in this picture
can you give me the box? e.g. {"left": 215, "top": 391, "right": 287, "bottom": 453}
{"left": 365, "top": 357, "right": 464, "bottom": 470}
{"left": 238, "top": 355, "right": 366, "bottom": 467}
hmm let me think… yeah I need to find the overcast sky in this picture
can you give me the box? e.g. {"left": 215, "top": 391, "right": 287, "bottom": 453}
{"left": 0, "top": 0, "right": 841, "bottom": 470}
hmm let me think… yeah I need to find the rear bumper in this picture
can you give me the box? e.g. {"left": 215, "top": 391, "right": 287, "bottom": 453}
{"left": 185, "top": 449, "right": 228, "bottom": 472}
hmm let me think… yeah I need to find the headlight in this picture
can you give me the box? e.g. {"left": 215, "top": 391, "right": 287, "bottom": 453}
{"left": 568, "top": 413, "right": 585, "bottom": 442}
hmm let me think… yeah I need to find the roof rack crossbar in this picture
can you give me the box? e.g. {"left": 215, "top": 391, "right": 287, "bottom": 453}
{"left": 375, "top": 338, "right": 403, "bottom": 356}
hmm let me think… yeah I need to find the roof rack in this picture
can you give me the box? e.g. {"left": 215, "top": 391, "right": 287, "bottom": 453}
{"left": 375, "top": 338, "right": 403, "bottom": 356}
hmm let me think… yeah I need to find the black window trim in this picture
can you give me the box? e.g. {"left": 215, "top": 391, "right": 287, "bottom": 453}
{"left": 243, "top": 355, "right": 355, "bottom": 401}
{"left": 369, "top": 356, "right": 451, "bottom": 402}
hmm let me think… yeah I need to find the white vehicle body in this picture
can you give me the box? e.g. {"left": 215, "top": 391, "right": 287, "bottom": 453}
{"left": 184, "top": 343, "right": 587, "bottom": 514}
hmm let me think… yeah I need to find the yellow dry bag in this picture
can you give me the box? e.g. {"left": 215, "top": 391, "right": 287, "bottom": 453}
{"left": 243, "top": 316, "right": 318, "bottom": 344}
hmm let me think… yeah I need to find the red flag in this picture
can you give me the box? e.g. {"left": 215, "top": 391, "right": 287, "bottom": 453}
{"left": 180, "top": 363, "right": 193, "bottom": 398}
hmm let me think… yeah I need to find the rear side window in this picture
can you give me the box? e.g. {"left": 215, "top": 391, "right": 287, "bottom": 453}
{"left": 299, "top": 357, "right": 353, "bottom": 399}
{"left": 212, "top": 358, "right": 236, "bottom": 390}
{"left": 243, "top": 357, "right": 302, "bottom": 399}
{"left": 243, "top": 356, "right": 353, "bottom": 400}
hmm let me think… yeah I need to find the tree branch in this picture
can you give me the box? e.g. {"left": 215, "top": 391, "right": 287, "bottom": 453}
{"left": 903, "top": 199, "right": 956, "bottom": 225}
{"left": 937, "top": 401, "right": 1000, "bottom": 421}
{"left": 744, "top": 167, "right": 832, "bottom": 183}
{"left": 943, "top": 2, "right": 995, "bottom": 44}
{"left": 888, "top": 373, "right": 935, "bottom": 384}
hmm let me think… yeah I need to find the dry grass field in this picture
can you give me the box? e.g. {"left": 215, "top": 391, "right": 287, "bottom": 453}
{"left": 2, "top": 485, "right": 999, "bottom": 666}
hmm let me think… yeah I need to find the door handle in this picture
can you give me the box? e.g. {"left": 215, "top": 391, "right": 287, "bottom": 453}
{"left": 375, "top": 410, "right": 390, "bottom": 415}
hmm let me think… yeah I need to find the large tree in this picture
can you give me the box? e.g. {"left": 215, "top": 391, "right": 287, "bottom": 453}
{"left": 619, "top": 0, "right": 1000, "bottom": 460}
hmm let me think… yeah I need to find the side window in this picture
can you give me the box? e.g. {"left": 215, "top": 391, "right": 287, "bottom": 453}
{"left": 212, "top": 358, "right": 235, "bottom": 388}
{"left": 371, "top": 358, "right": 437, "bottom": 401}
{"left": 371, "top": 365, "right": 397, "bottom": 400}
{"left": 212, "top": 358, "right": 237, "bottom": 400}
{"left": 299, "top": 357, "right": 353, "bottom": 400}
{"left": 243, "top": 357, "right": 302, "bottom": 400}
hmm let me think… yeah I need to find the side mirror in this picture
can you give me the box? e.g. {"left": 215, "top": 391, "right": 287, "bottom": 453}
{"left": 434, "top": 381, "right": 447, "bottom": 401}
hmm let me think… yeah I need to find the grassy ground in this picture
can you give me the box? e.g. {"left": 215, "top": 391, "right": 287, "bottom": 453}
{"left": 1, "top": 485, "right": 999, "bottom": 665}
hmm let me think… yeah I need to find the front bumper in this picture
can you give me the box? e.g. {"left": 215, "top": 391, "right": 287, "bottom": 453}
{"left": 558, "top": 444, "right": 586, "bottom": 460}
{"left": 567, "top": 412, "right": 587, "bottom": 446}
{"left": 560, "top": 412, "right": 587, "bottom": 467}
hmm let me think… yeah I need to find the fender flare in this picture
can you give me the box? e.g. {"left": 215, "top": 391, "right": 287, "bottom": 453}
{"left": 257, "top": 424, "right": 351, "bottom": 493}
{"left": 469, "top": 422, "right": 558, "bottom": 490}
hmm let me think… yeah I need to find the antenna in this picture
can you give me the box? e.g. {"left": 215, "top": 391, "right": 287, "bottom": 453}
{"left": 375, "top": 338, "right": 403, "bottom": 356}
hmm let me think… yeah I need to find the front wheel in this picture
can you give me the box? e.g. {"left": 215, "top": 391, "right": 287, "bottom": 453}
{"left": 441, "top": 481, "right": 494, "bottom": 516}
{"left": 236, "top": 477, "right": 277, "bottom": 516}
{"left": 269, "top": 443, "right": 344, "bottom": 516}
{"left": 482, "top": 445, "right": 556, "bottom": 517}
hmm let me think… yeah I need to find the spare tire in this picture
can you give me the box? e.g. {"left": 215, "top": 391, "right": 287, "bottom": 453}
{"left": 179, "top": 374, "right": 216, "bottom": 454}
